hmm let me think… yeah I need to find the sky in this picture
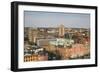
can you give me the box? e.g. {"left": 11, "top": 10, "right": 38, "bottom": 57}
{"left": 24, "top": 11, "right": 90, "bottom": 28}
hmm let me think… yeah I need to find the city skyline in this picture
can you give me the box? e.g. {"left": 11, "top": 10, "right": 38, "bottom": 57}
{"left": 24, "top": 11, "right": 90, "bottom": 28}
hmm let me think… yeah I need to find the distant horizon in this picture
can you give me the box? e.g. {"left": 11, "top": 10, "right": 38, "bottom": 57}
{"left": 24, "top": 11, "right": 90, "bottom": 28}
{"left": 24, "top": 26, "right": 90, "bottom": 29}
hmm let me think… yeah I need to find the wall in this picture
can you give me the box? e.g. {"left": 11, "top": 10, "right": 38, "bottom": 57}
{"left": 0, "top": 0, "right": 99, "bottom": 73}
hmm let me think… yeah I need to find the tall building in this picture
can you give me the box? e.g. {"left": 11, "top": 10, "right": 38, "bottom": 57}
{"left": 28, "top": 28, "right": 37, "bottom": 43}
{"left": 58, "top": 24, "right": 65, "bottom": 37}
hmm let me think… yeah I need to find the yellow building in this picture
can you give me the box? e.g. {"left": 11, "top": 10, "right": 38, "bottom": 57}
{"left": 28, "top": 28, "right": 37, "bottom": 43}
{"left": 58, "top": 24, "right": 65, "bottom": 37}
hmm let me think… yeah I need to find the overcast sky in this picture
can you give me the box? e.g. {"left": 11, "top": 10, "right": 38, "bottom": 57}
{"left": 24, "top": 11, "right": 90, "bottom": 28}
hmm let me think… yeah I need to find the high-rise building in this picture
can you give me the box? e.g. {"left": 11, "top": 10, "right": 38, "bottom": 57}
{"left": 28, "top": 28, "right": 33, "bottom": 42}
{"left": 28, "top": 28, "right": 37, "bottom": 43}
{"left": 58, "top": 24, "right": 65, "bottom": 37}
